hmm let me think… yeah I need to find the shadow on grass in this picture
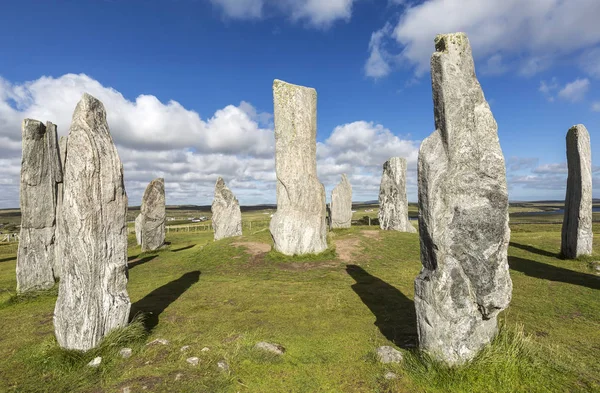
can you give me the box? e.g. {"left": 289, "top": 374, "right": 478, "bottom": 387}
{"left": 0, "top": 256, "right": 16, "bottom": 263}
{"left": 346, "top": 265, "right": 417, "bottom": 348}
{"left": 171, "top": 244, "right": 195, "bottom": 252}
{"left": 128, "top": 255, "right": 158, "bottom": 270}
{"left": 509, "top": 242, "right": 559, "bottom": 259}
{"left": 509, "top": 256, "right": 600, "bottom": 290}
{"left": 130, "top": 270, "right": 201, "bottom": 331}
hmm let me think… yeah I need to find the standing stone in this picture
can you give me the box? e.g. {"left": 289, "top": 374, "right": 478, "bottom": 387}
{"left": 134, "top": 214, "right": 143, "bottom": 246}
{"left": 561, "top": 125, "right": 593, "bottom": 258}
{"left": 330, "top": 174, "right": 352, "bottom": 229}
{"left": 414, "top": 33, "right": 512, "bottom": 365}
{"left": 53, "top": 93, "right": 130, "bottom": 351}
{"left": 16, "top": 120, "right": 62, "bottom": 292}
{"left": 140, "top": 178, "right": 166, "bottom": 251}
{"left": 211, "top": 177, "right": 242, "bottom": 241}
{"left": 54, "top": 135, "right": 67, "bottom": 279}
{"left": 269, "top": 79, "right": 328, "bottom": 255}
{"left": 378, "top": 158, "right": 416, "bottom": 233}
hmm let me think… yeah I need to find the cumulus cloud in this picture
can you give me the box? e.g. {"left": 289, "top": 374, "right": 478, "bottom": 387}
{"left": 209, "top": 0, "right": 357, "bottom": 28}
{"left": 0, "top": 74, "right": 420, "bottom": 208}
{"left": 366, "top": 0, "right": 600, "bottom": 78}
{"left": 557, "top": 78, "right": 590, "bottom": 102}
{"left": 365, "top": 23, "right": 395, "bottom": 79}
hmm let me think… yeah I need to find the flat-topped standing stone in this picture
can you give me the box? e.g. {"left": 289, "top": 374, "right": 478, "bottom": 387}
{"left": 211, "top": 177, "right": 242, "bottom": 241}
{"left": 54, "top": 135, "right": 68, "bottom": 279}
{"left": 134, "top": 214, "right": 143, "bottom": 246}
{"left": 330, "top": 174, "right": 352, "bottom": 229}
{"left": 140, "top": 178, "right": 166, "bottom": 251}
{"left": 16, "top": 120, "right": 62, "bottom": 292}
{"left": 378, "top": 157, "right": 415, "bottom": 233}
{"left": 561, "top": 125, "right": 593, "bottom": 258}
{"left": 269, "top": 79, "right": 328, "bottom": 255}
{"left": 54, "top": 93, "right": 130, "bottom": 351}
{"left": 414, "top": 33, "right": 512, "bottom": 365}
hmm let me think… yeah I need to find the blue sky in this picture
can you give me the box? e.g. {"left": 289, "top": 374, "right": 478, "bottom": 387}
{"left": 0, "top": 0, "right": 599, "bottom": 207}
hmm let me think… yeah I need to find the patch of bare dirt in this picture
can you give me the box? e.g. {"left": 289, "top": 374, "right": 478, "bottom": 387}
{"left": 334, "top": 237, "right": 362, "bottom": 262}
{"left": 360, "top": 230, "right": 382, "bottom": 240}
{"left": 231, "top": 242, "right": 271, "bottom": 255}
{"left": 279, "top": 260, "right": 340, "bottom": 271}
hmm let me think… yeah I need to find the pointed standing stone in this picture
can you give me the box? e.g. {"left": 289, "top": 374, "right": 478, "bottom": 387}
{"left": 135, "top": 214, "right": 143, "bottom": 246}
{"left": 16, "top": 120, "right": 62, "bottom": 292}
{"left": 269, "top": 79, "right": 328, "bottom": 255}
{"left": 378, "top": 157, "right": 416, "bottom": 233}
{"left": 414, "top": 33, "right": 512, "bottom": 365}
{"left": 54, "top": 93, "right": 130, "bottom": 351}
{"left": 211, "top": 177, "right": 242, "bottom": 241}
{"left": 54, "top": 135, "right": 67, "bottom": 279}
{"left": 330, "top": 174, "right": 352, "bottom": 229}
{"left": 140, "top": 178, "right": 166, "bottom": 251}
{"left": 561, "top": 125, "right": 593, "bottom": 258}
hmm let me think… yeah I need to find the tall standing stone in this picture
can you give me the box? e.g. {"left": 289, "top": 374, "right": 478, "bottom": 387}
{"left": 414, "top": 33, "right": 512, "bottom": 365}
{"left": 54, "top": 93, "right": 130, "bottom": 351}
{"left": 54, "top": 135, "right": 67, "bottom": 278}
{"left": 16, "top": 120, "right": 62, "bottom": 292}
{"left": 561, "top": 125, "right": 593, "bottom": 258}
{"left": 330, "top": 174, "right": 352, "bottom": 229}
{"left": 211, "top": 177, "right": 242, "bottom": 240}
{"left": 135, "top": 214, "right": 143, "bottom": 246}
{"left": 140, "top": 178, "right": 166, "bottom": 251}
{"left": 269, "top": 79, "right": 328, "bottom": 255}
{"left": 378, "top": 157, "right": 416, "bottom": 233}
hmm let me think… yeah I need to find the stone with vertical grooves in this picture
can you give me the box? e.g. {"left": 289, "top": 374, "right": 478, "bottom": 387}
{"left": 330, "top": 174, "right": 352, "bottom": 229}
{"left": 414, "top": 33, "right": 512, "bottom": 365}
{"left": 211, "top": 177, "right": 242, "bottom": 241}
{"left": 140, "top": 178, "right": 166, "bottom": 251}
{"left": 269, "top": 79, "right": 328, "bottom": 255}
{"left": 378, "top": 157, "right": 416, "bottom": 232}
{"left": 561, "top": 125, "right": 593, "bottom": 258}
{"left": 54, "top": 135, "right": 67, "bottom": 279}
{"left": 53, "top": 93, "right": 130, "bottom": 351}
{"left": 16, "top": 120, "right": 62, "bottom": 292}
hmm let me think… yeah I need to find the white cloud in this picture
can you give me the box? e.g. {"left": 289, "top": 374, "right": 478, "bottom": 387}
{"left": 557, "top": 78, "right": 590, "bottom": 102}
{"left": 365, "top": 23, "right": 394, "bottom": 79}
{"left": 507, "top": 157, "right": 539, "bottom": 172}
{"left": 209, "top": 0, "right": 263, "bottom": 19}
{"left": 533, "top": 163, "right": 568, "bottom": 174}
{"left": 368, "top": 0, "right": 600, "bottom": 78}
{"left": 591, "top": 101, "right": 600, "bottom": 112}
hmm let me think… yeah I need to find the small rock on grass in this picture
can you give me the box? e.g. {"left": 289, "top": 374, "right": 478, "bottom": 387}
{"left": 384, "top": 372, "right": 399, "bottom": 380}
{"left": 217, "top": 360, "right": 230, "bottom": 373}
{"left": 175, "top": 373, "right": 183, "bottom": 381}
{"left": 180, "top": 345, "right": 190, "bottom": 352}
{"left": 87, "top": 357, "right": 102, "bottom": 367}
{"left": 254, "top": 341, "right": 285, "bottom": 355}
{"left": 122, "top": 387, "right": 131, "bottom": 393}
{"left": 376, "top": 346, "right": 403, "bottom": 364}
{"left": 201, "top": 347, "right": 210, "bottom": 352}
{"left": 186, "top": 357, "right": 199, "bottom": 366}
{"left": 119, "top": 348, "right": 132, "bottom": 358}
{"left": 146, "top": 338, "right": 169, "bottom": 346}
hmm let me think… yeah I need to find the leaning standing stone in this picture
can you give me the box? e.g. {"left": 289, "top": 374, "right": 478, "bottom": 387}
{"left": 16, "top": 120, "right": 62, "bottom": 292}
{"left": 53, "top": 93, "right": 130, "bottom": 351}
{"left": 378, "top": 157, "right": 415, "bottom": 233}
{"left": 414, "top": 33, "right": 512, "bottom": 365}
{"left": 211, "top": 177, "right": 242, "bottom": 240}
{"left": 330, "top": 174, "right": 352, "bottom": 229}
{"left": 561, "top": 125, "right": 593, "bottom": 258}
{"left": 140, "top": 178, "right": 166, "bottom": 251}
{"left": 269, "top": 79, "right": 328, "bottom": 255}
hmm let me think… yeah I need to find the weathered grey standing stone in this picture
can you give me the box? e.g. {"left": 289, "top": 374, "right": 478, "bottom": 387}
{"left": 140, "top": 178, "right": 166, "bottom": 251}
{"left": 135, "top": 214, "right": 143, "bottom": 246}
{"left": 53, "top": 93, "right": 130, "bottom": 351}
{"left": 330, "top": 174, "right": 352, "bottom": 229}
{"left": 211, "top": 177, "right": 242, "bottom": 241}
{"left": 378, "top": 158, "right": 416, "bottom": 233}
{"left": 561, "top": 125, "right": 593, "bottom": 259}
{"left": 414, "top": 33, "right": 512, "bottom": 365}
{"left": 16, "top": 120, "right": 62, "bottom": 292}
{"left": 54, "top": 135, "right": 68, "bottom": 279}
{"left": 269, "top": 79, "right": 328, "bottom": 255}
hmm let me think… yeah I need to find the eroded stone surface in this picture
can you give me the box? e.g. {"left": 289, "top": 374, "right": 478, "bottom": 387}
{"left": 16, "top": 120, "right": 62, "bottom": 292}
{"left": 54, "top": 135, "right": 68, "bottom": 279}
{"left": 140, "top": 178, "right": 166, "bottom": 251}
{"left": 376, "top": 346, "right": 403, "bottom": 364}
{"left": 561, "top": 125, "right": 593, "bottom": 258}
{"left": 415, "top": 33, "right": 512, "bottom": 365}
{"left": 53, "top": 93, "right": 130, "bottom": 351}
{"left": 269, "top": 79, "right": 328, "bottom": 255}
{"left": 378, "top": 157, "right": 415, "bottom": 233}
{"left": 211, "top": 177, "right": 242, "bottom": 241}
{"left": 135, "top": 214, "right": 143, "bottom": 246}
{"left": 254, "top": 341, "right": 285, "bottom": 355}
{"left": 330, "top": 174, "right": 352, "bottom": 229}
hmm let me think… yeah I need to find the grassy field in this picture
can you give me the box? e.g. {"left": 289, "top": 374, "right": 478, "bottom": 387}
{"left": 0, "top": 220, "right": 599, "bottom": 392}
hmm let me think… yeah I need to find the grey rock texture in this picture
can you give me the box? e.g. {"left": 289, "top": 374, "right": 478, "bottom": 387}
{"left": 414, "top": 33, "right": 512, "bottom": 365}
{"left": 16, "top": 120, "right": 62, "bottom": 292}
{"left": 211, "top": 177, "right": 242, "bottom": 241}
{"left": 54, "top": 135, "right": 68, "bottom": 279}
{"left": 87, "top": 357, "right": 102, "bottom": 368}
{"left": 134, "top": 214, "right": 143, "bottom": 246}
{"left": 269, "top": 79, "right": 328, "bottom": 255}
{"left": 379, "top": 157, "right": 416, "bottom": 233}
{"left": 53, "top": 93, "right": 130, "bottom": 351}
{"left": 330, "top": 174, "right": 352, "bottom": 229}
{"left": 254, "top": 341, "right": 285, "bottom": 355}
{"left": 376, "top": 346, "right": 403, "bottom": 364}
{"left": 140, "top": 178, "right": 166, "bottom": 251}
{"left": 561, "top": 125, "right": 593, "bottom": 258}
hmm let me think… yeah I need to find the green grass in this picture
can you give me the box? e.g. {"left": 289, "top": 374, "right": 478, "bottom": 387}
{"left": 0, "top": 222, "right": 598, "bottom": 392}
